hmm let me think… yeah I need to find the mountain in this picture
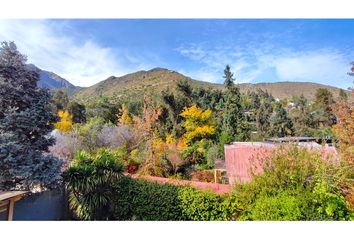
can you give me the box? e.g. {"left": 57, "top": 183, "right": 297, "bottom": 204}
{"left": 72, "top": 67, "right": 352, "bottom": 103}
{"left": 27, "top": 64, "right": 76, "bottom": 90}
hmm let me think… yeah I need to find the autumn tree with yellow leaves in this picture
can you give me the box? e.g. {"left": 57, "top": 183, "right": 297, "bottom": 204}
{"left": 54, "top": 110, "right": 73, "bottom": 133}
{"left": 180, "top": 104, "right": 216, "bottom": 145}
{"left": 118, "top": 104, "right": 133, "bottom": 125}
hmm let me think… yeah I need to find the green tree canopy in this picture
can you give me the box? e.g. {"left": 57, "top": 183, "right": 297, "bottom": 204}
{"left": 0, "top": 41, "right": 62, "bottom": 191}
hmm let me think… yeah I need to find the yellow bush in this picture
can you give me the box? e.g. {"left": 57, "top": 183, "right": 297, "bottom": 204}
{"left": 118, "top": 104, "right": 133, "bottom": 125}
{"left": 54, "top": 110, "right": 73, "bottom": 132}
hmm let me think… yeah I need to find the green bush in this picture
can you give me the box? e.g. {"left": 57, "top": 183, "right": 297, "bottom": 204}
{"left": 114, "top": 177, "right": 186, "bottom": 220}
{"left": 240, "top": 191, "right": 306, "bottom": 221}
{"left": 113, "top": 177, "right": 240, "bottom": 221}
{"left": 234, "top": 145, "right": 354, "bottom": 221}
{"left": 64, "top": 149, "right": 125, "bottom": 220}
{"left": 178, "top": 187, "right": 238, "bottom": 220}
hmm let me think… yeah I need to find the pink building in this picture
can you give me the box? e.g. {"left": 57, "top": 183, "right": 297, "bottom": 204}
{"left": 224, "top": 140, "right": 338, "bottom": 185}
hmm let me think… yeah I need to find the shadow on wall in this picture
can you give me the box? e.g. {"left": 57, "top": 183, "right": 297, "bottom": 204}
{"left": 0, "top": 185, "right": 70, "bottom": 221}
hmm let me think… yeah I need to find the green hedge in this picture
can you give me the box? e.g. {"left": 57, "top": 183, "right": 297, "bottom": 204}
{"left": 114, "top": 177, "right": 186, "bottom": 220}
{"left": 113, "top": 177, "right": 240, "bottom": 221}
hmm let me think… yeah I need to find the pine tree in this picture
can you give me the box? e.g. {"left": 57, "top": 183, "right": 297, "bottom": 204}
{"left": 0, "top": 42, "right": 62, "bottom": 191}
{"left": 270, "top": 102, "right": 295, "bottom": 137}
{"left": 221, "top": 65, "right": 250, "bottom": 141}
{"left": 223, "top": 65, "right": 235, "bottom": 89}
{"left": 222, "top": 87, "right": 250, "bottom": 140}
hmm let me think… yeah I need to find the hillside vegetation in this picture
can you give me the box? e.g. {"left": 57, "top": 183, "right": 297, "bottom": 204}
{"left": 72, "top": 67, "right": 350, "bottom": 103}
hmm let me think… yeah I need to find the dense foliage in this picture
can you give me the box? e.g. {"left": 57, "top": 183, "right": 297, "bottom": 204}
{"left": 63, "top": 149, "right": 125, "bottom": 220}
{"left": 0, "top": 41, "right": 62, "bottom": 191}
{"left": 234, "top": 145, "right": 354, "bottom": 220}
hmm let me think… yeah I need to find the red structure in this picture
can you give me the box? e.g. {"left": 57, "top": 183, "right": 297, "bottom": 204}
{"left": 224, "top": 141, "right": 338, "bottom": 185}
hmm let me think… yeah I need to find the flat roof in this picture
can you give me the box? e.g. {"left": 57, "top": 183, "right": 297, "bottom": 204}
{"left": 265, "top": 137, "right": 322, "bottom": 142}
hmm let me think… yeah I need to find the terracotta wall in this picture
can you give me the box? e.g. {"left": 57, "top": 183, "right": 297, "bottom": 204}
{"left": 224, "top": 142, "right": 338, "bottom": 185}
{"left": 135, "top": 175, "right": 231, "bottom": 194}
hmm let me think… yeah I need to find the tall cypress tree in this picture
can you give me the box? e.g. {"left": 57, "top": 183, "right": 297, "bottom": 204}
{"left": 0, "top": 42, "right": 62, "bottom": 191}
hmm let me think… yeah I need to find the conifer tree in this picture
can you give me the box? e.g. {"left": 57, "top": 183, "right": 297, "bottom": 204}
{"left": 221, "top": 65, "right": 250, "bottom": 141}
{"left": 270, "top": 102, "right": 295, "bottom": 137}
{"left": 68, "top": 101, "right": 86, "bottom": 123}
{"left": 0, "top": 41, "right": 62, "bottom": 191}
{"left": 256, "top": 99, "right": 273, "bottom": 138}
{"left": 223, "top": 64, "right": 235, "bottom": 89}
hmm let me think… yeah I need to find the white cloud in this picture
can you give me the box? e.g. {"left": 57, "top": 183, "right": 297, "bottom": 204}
{"left": 177, "top": 44, "right": 353, "bottom": 89}
{"left": 0, "top": 20, "right": 128, "bottom": 87}
{"left": 273, "top": 50, "right": 350, "bottom": 85}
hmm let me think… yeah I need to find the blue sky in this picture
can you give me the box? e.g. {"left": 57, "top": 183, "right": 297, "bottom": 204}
{"left": 0, "top": 19, "right": 353, "bottom": 88}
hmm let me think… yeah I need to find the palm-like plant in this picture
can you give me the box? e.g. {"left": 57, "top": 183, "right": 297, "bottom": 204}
{"left": 64, "top": 149, "right": 125, "bottom": 220}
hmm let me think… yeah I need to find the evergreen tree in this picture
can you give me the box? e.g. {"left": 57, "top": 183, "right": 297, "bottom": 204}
{"left": 176, "top": 79, "right": 193, "bottom": 100}
{"left": 0, "top": 41, "right": 62, "bottom": 191}
{"left": 290, "top": 94, "right": 313, "bottom": 135}
{"left": 68, "top": 101, "right": 86, "bottom": 123}
{"left": 51, "top": 89, "right": 69, "bottom": 113}
{"left": 221, "top": 66, "right": 250, "bottom": 141}
{"left": 223, "top": 64, "right": 235, "bottom": 89}
{"left": 256, "top": 99, "right": 273, "bottom": 138}
{"left": 270, "top": 102, "right": 295, "bottom": 137}
{"left": 312, "top": 88, "right": 336, "bottom": 127}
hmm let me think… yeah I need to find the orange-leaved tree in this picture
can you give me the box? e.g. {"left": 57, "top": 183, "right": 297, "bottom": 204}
{"left": 133, "top": 95, "right": 166, "bottom": 176}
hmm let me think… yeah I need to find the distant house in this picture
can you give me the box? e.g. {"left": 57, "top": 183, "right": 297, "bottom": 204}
{"left": 224, "top": 138, "right": 338, "bottom": 184}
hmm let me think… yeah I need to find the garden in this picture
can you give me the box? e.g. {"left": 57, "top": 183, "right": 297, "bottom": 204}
{"left": 1, "top": 41, "right": 353, "bottom": 221}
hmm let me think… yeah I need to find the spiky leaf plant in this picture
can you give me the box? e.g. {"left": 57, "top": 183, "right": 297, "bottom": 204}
{"left": 64, "top": 149, "right": 125, "bottom": 220}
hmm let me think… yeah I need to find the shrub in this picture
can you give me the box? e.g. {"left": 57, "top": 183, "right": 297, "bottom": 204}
{"left": 50, "top": 121, "right": 137, "bottom": 166}
{"left": 49, "top": 131, "right": 82, "bottom": 170}
{"left": 97, "top": 124, "right": 134, "bottom": 149}
{"left": 241, "top": 191, "right": 306, "bottom": 221}
{"left": 114, "top": 177, "right": 186, "bottom": 220}
{"left": 67, "top": 166, "right": 240, "bottom": 221}
{"left": 178, "top": 186, "right": 236, "bottom": 220}
{"left": 64, "top": 149, "right": 125, "bottom": 220}
{"left": 234, "top": 145, "right": 354, "bottom": 220}
{"left": 191, "top": 170, "right": 214, "bottom": 183}
{"left": 113, "top": 177, "right": 241, "bottom": 221}
{"left": 54, "top": 110, "right": 73, "bottom": 133}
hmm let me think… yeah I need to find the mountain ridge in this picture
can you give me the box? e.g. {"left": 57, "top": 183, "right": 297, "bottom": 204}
{"left": 72, "top": 68, "right": 351, "bottom": 103}
{"left": 27, "top": 64, "right": 76, "bottom": 90}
